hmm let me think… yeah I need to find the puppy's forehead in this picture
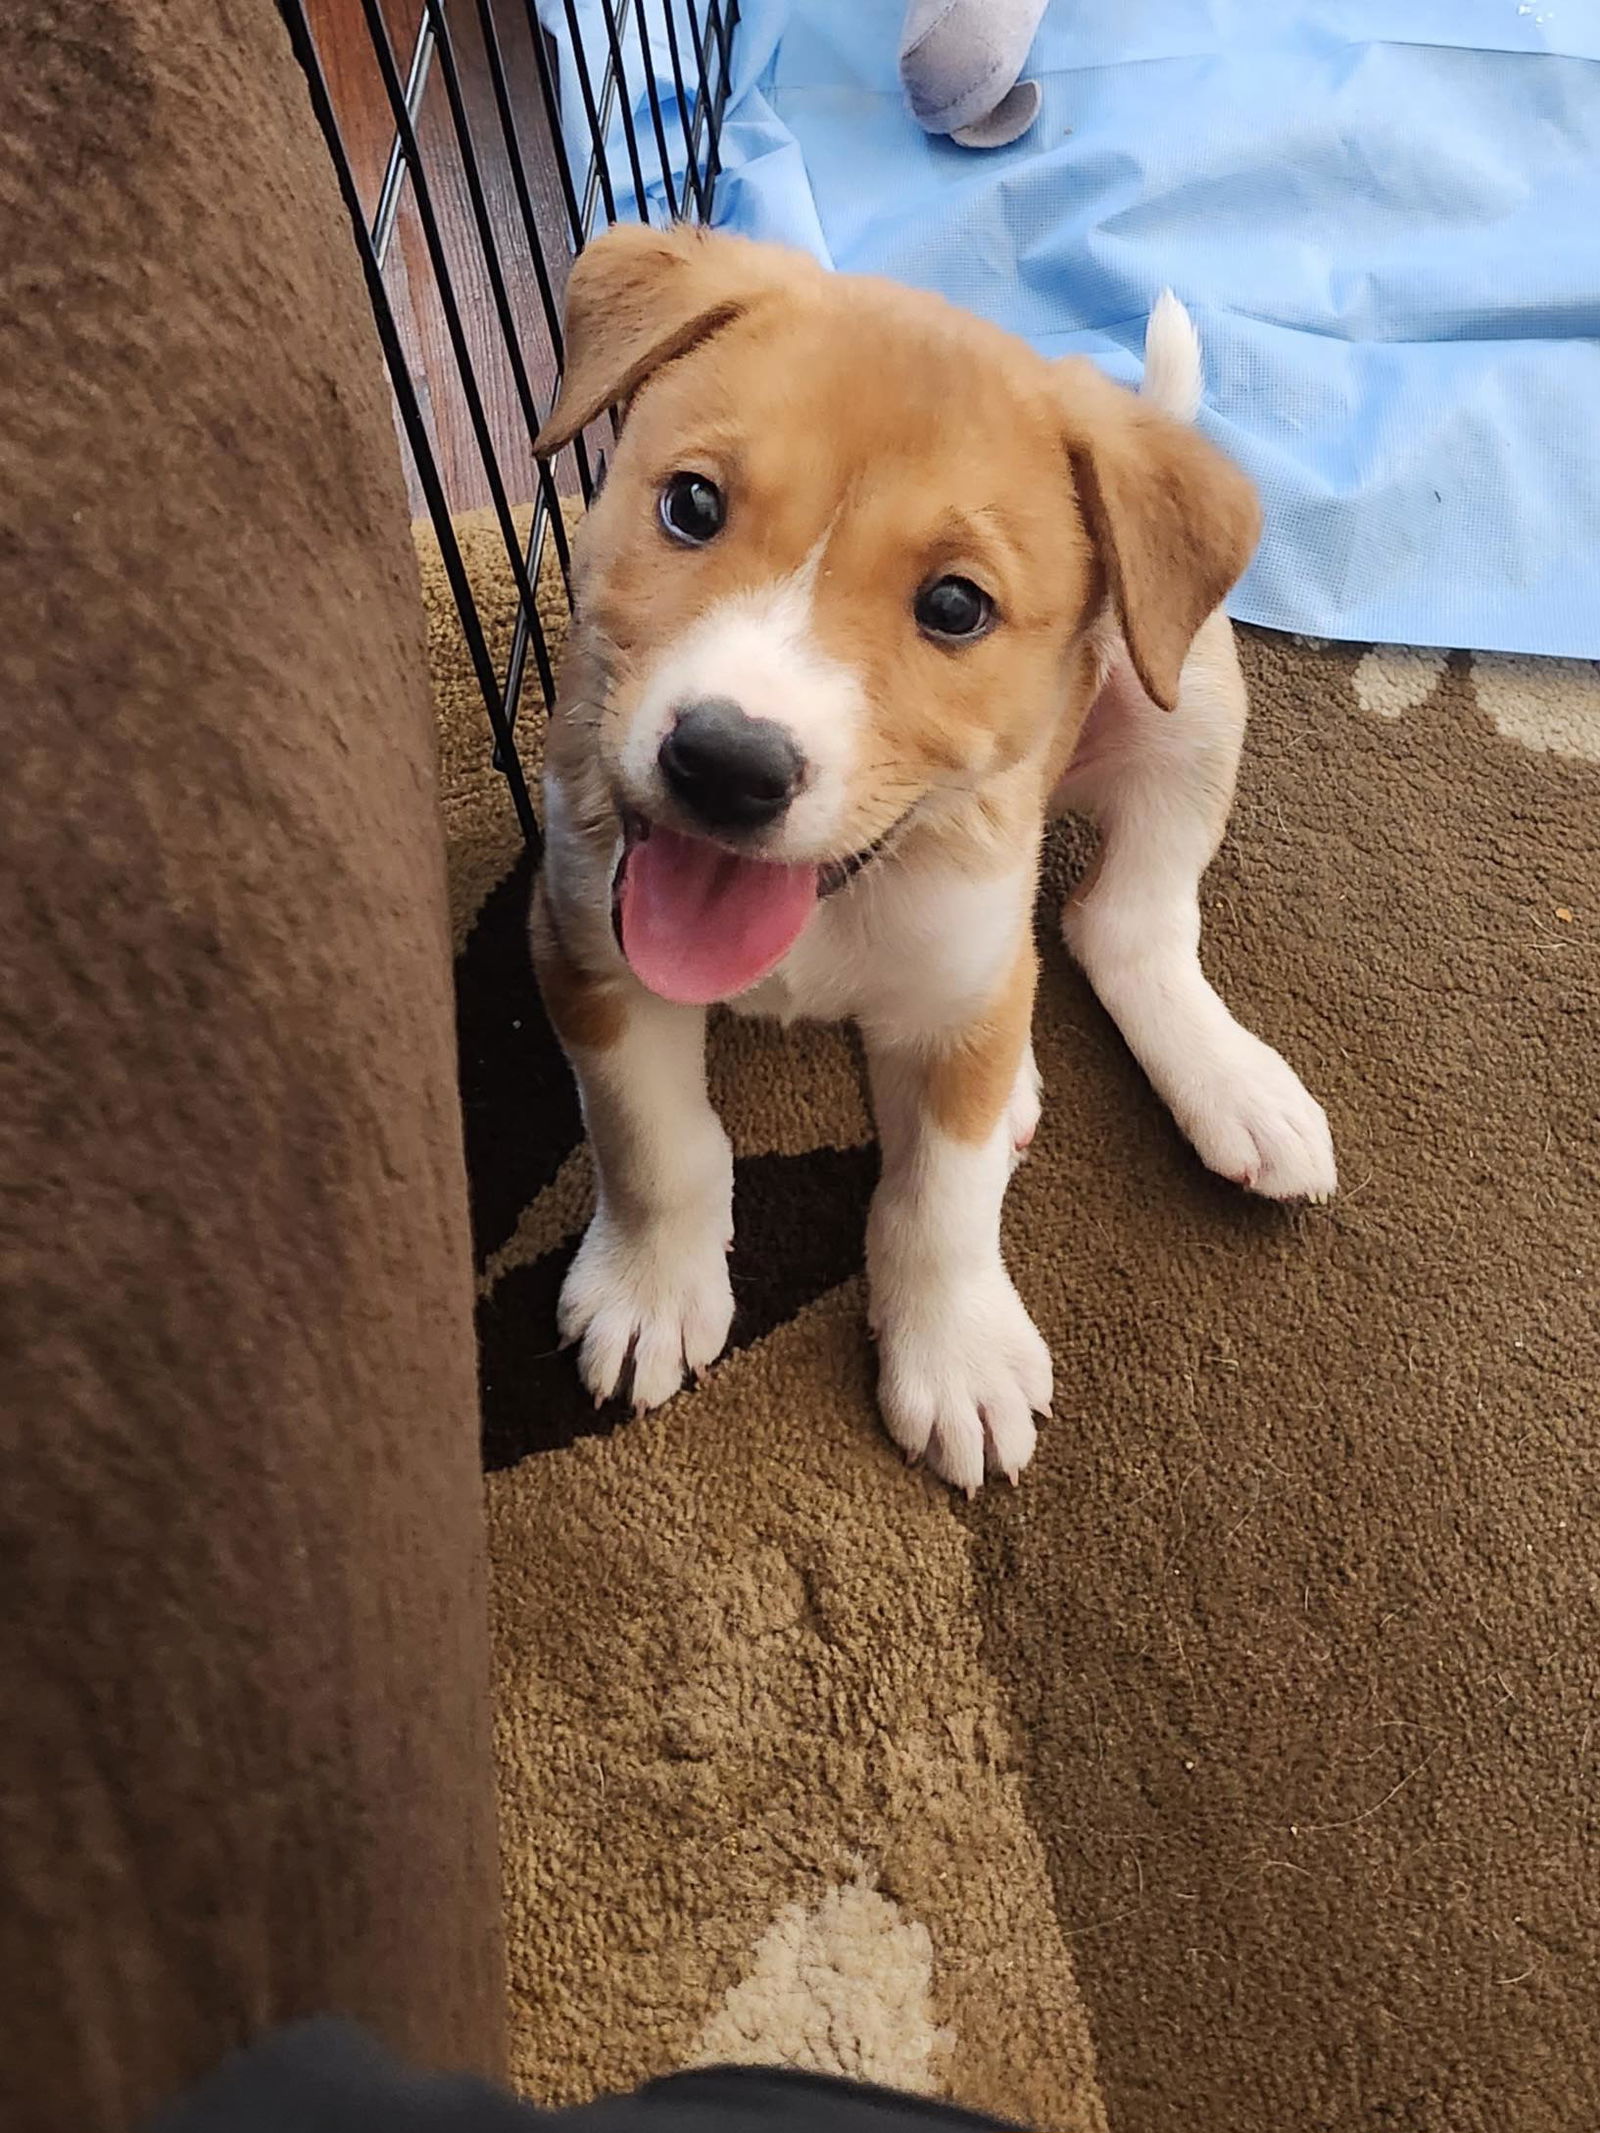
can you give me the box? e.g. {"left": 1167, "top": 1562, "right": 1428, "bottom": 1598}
{"left": 632, "top": 281, "right": 1061, "bottom": 518}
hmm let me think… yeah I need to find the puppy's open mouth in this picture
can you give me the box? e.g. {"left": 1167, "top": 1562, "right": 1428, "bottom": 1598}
{"left": 611, "top": 815, "right": 895, "bottom": 1008}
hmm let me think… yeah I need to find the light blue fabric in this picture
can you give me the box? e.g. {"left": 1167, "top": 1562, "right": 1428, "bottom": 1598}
{"left": 542, "top": 0, "right": 1600, "bottom": 655}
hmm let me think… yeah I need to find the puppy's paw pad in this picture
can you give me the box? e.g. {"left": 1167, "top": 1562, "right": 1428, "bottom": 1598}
{"left": 1181, "top": 1035, "right": 1337, "bottom": 1203}
{"left": 558, "top": 1211, "right": 734, "bottom": 1411}
{"left": 875, "top": 1272, "right": 1052, "bottom": 1495}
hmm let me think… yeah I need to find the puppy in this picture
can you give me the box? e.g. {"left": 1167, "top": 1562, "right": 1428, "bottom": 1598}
{"left": 530, "top": 224, "right": 1335, "bottom": 1494}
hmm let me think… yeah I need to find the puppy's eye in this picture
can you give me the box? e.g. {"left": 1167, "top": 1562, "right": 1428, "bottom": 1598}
{"left": 914, "top": 574, "right": 994, "bottom": 643}
{"left": 660, "top": 472, "right": 725, "bottom": 545}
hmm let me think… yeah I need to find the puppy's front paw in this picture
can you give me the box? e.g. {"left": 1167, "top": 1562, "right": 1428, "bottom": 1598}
{"left": 873, "top": 1269, "right": 1053, "bottom": 1496}
{"left": 1175, "top": 1030, "right": 1337, "bottom": 1203}
{"left": 558, "top": 1207, "right": 734, "bottom": 1412}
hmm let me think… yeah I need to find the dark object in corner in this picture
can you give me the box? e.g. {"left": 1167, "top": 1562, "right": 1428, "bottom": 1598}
{"left": 151, "top": 2021, "right": 1023, "bottom": 2132}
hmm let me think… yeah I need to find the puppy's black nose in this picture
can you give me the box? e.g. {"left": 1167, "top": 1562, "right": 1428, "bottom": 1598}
{"left": 658, "top": 698, "right": 804, "bottom": 832}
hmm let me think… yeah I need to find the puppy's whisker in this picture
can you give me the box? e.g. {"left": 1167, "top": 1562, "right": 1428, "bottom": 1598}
{"left": 558, "top": 696, "right": 609, "bottom": 733}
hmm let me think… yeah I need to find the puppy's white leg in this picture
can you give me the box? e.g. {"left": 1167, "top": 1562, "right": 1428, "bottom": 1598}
{"left": 864, "top": 946, "right": 1053, "bottom": 1496}
{"left": 1058, "top": 620, "right": 1335, "bottom": 1202}
{"left": 532, "top": 888, "right": 734, "bottom": 1411}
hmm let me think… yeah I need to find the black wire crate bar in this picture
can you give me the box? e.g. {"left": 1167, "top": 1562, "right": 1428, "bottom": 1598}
{"left": 281, "top": 0, "right": 741, "bottom": 849}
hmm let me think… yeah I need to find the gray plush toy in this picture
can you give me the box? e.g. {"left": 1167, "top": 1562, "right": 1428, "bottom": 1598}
{"left": 899, "top": 0, "right": 1051, "bottom": 148}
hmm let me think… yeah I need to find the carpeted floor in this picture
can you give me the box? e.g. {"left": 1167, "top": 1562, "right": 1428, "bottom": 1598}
{"left": 421, "top": 510, "right": 1600, "bottom": 2131}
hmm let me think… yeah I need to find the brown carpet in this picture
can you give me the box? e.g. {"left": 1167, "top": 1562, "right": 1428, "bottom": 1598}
{"left": 424, "top": 509, "right": 1600, "bottom": 2129}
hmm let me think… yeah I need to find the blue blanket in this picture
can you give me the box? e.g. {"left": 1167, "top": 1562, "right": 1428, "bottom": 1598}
{"left": 546, "top": 1, "right": 1600, "bottom": 656}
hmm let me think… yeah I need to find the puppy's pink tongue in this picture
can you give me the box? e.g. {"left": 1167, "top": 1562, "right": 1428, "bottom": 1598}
{"left": 618, "top": 824, "right": 819, "bottom": 1006}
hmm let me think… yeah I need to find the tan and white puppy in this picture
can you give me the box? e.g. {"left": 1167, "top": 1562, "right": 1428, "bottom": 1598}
{"left": 531, "top": 224, "right": 1335, "bottom": 1495}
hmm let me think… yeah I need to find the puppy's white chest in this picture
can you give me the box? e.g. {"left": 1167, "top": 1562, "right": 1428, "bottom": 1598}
{"left": 728, "top": 898, "right": 865, "bottom": 1024}
{"left": 731, "top": 858, "right": 1034, "bottom": 1038}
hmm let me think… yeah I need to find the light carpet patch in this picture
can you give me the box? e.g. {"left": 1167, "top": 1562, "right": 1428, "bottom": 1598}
{"left": 1352, "top": 643, "right": 1448, "bottom": 719}
{"left": 1470, "top": 652, "right": 1600, "bottom": 761}
{"left": 689, "top": 1877, "right": 952, "bottom": 2090}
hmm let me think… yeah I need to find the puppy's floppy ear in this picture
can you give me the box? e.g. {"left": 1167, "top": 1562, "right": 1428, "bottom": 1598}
{"left": 535, "top": 222, "right": 804, "bottom": 454}
{"left": 1060, "top": 364, "right": 1261, "bottom": 710}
